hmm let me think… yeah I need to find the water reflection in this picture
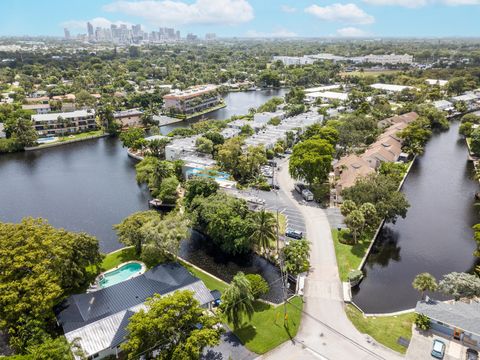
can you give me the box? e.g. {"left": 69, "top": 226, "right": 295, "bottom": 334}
{"left": 180, "top": 231, "right": 286, "bottom": 303}
{"left": 352, "top": 121, "right": 479, "bottom": 313}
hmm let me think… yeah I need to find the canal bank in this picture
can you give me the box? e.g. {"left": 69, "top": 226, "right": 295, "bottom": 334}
{"left": 352, "top": 121, "right": 480, "bottom": 313}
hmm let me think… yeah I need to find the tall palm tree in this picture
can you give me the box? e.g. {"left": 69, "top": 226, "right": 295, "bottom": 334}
{"left": 221, "top": 272, "right": 254, "bottom": 329}
{"left": 412, "top": 273, "right": 437, "bottom": 300}
{"left": 250, "top": 210, "right": 277, "bottom": 254}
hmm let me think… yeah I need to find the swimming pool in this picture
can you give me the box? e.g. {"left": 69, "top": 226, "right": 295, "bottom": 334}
{"left": 37, "top": 136, "right": 58, "bottom": 144}
{"left": 98, "top": 262, "right": 144, "bottom": 288}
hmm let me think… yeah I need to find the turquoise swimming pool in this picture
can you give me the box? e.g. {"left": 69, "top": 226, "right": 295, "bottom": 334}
{"left": 98, "top": 262, "right": 143, "bottom": 288}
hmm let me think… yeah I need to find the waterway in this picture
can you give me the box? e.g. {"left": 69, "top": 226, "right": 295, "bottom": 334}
{"left": 352, "top": 121, "right": 480, "bottom": 313}
{"left": 161, "top": 89, "right": 287, "bottom": 134}
{"left": 0, "top": 90, "right": 287, "bottom": 298}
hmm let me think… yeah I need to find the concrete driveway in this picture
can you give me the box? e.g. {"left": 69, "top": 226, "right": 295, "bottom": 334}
{"left": 406, "top": 328, "right": 468, "bottom": 360}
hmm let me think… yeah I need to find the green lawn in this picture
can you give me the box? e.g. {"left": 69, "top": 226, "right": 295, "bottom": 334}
{"left": 38, "top": 130, "right": 104, "bottom": 146}
{"left": 178, "top": 259, "right": 228, "bottom": 293}
{"left": 346, "top": 305, "right": 414, "bottom": 354}
{"left": 332, "top": 229, "right": 371, "bottom": 281}
{"left": 230, "top": 297, "right": 303, "bottom": 354}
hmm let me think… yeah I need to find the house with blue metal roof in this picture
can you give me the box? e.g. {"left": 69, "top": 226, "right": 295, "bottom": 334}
{"left": 55, "top": 262, "right": 214, "bottom": 360}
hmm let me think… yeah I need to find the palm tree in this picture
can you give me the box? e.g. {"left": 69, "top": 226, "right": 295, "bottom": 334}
{"left": 221, "top": 272, "right": 254, "bottom": 329}
{"left": 412, "top": 273, "right": 437, "bottom": 300}
{"left": 250, "top": 210, "right": 277, "bottom": 254}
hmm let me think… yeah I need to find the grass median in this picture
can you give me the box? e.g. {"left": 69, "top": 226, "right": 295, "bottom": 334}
{"left": 346, "top": 304, "right": 414, "bottom": 354}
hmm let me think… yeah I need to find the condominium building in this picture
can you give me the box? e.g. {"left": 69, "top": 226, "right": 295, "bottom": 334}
{"left": 32, "top": 110, "right": 97, "bottom": 137}
{"left": 113, "top": 108, "right": 143, "bottom": 128}
{"left": 163, "top": 85, "right": 222, "bottom": 116}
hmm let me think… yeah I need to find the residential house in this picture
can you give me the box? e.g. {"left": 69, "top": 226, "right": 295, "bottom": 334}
{"left": 377, "top": 112, "right": 418, "bottom": 128}
{"left": 25, "top": 96, "right": 49, "bottom": 104}
{"left": 333, "top": 155, "right": 375, "bottom": 200}
{"left": 433, "top": 100, "right": 454, "bottom": 112}
{"left": 113, "top": 108, "right": 144, "bottom": 128}
{"left": 370, "top": 83, "right": 416, "bottom": 93}
{"left": 415, "top": 298, "right": 480, "bottom": 348}
{"left": 305, "top": 91, "right": 349, "bottom": 103}
{"left": 21, "top": 103, "right": 51, "bottom": 114}
{"left": 32, "top": 110, "right": 97, "bottom": 137}
{"left": 55, "top": 263, "right": 215, "bottom": 360}
{"left": 426, "top": 79, "right": 448, "bottom": 87}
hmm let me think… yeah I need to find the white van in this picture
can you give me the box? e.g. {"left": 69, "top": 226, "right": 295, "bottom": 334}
{"left": 302, "top": 189, "right": 314, "bottom": 201}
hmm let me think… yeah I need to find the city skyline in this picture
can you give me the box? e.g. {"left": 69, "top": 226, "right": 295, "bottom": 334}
{"left": 0, "top": 0, "right": 479, "bottom": 38}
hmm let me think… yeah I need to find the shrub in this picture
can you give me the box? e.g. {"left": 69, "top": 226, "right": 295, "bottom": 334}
{"left": 414, "top": 313, "right": 431, "bottom": 331}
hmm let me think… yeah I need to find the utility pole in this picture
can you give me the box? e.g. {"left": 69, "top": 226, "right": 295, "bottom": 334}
{"left": 273, "top": 159, "right": 288, "bottom": 323}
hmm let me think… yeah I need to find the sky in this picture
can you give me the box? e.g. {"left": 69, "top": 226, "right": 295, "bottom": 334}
{"left": 0, "top": 0, "right": 479, "bottom": 38}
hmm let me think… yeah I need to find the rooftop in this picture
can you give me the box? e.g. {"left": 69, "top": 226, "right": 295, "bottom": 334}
{"left": 32, "top": 109, "right": 96, "bottom": 122}
{"left": 370, "top": 83, "right": 416, "bottom": 92}
{"left": 113, "top": 108, "right": 143, "bottom": 118}
{"left": 163, "top": 84, "right": 218, "bottom": 100}
{"left": 416, "top": 298, "right": 480, "bottom": 336}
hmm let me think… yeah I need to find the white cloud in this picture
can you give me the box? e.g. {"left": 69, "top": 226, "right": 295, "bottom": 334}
{"left": 362, "top": 0, "right": 429, "bottom": 7}
{"left": 363, "top": 0, "right": 480, "bottom": 6}
{"left": 442, "top": 0, "right": 480, "bottom": 4}
{"left": 305, "top": 3, "right": 374, "bottom": 24}
{"left": 104, "top": 0, "right": 254, "bottom": 26}
{"left": 245, "top": 28, "right": 298, "bottom": 38}
{"left": 280, "top": 4, "right": 297, "bottom": 12}
{"left": 336, "top": 27, "right": 370, "bottom": 37}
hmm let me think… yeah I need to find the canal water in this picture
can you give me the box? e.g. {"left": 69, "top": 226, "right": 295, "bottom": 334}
{"left": 161, "top": 89, "right": 287, "bottom": 134}
{"left": 0, "top": 90, "right": 287, "bottom": 300}
{"left": 352, "top": 121, "right": 480, "bottom": 313}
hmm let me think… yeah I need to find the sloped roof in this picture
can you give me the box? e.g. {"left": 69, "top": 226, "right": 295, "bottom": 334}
{"left": 416, "top": 299, "right": 480, "bottom": 336}
{"left": 55, "top": 262, "right": 203, "bottom": 333}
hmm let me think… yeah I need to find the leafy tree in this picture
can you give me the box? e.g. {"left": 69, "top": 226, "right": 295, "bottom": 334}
{"left": 340, "top": 199, "right": 357, "bottom": 217}
{"left": 302, "top": 125, "right": 339, "bottom": 146}
{"left": 221, "top": 272, "right": 254, "bottom": 329}
{"left": 454, "top": 100, "right": 468, "bottom": 114}
{"left": 195, "top": 136, "right": 214, "bottom": 154}
{"left": 345, "top": 210, "right": 365, "bottom": 244}
{"left": 11, "top": 118, "right": 38, "bottom": 147}
{"left": 342, "top": 173, "right": 410, "bottom": 224}
{"left": 240, "top": 124, "right": 254, "bottom": 136}
{"left": 190, "top": 193, "right": 255, "bottom": 255}
{"left": 438, "top": 272, "right": 480, "bottom": 300}
{"left": 135, "top": 157, "right": 175, "bottom": 196}
{"left": 113, "top": 210, "right": 161, "bottom": 255}
{"left": 379, "top": 162, "right": 408, "bottom": 184}
{"left": 75, "top": 90, "right": 95, "bottom": 108}
{"left": 282, "top": 239, "right": 310, "bottom": 275}
{"left": 147, "top": 137, "right": 170, "bottom": 158}
{"left": 257, "top": 97, "right": 284, "bottom": 113}
{"left": 10, "top": 337, "right": 83, "bottom": 360}
{"left": 141, "top": 212, "right": 189, "bottom": 261}
{"left": 184, "top": 177, "right": 219, "bottom": 207}
{"left": 203, "top": 131, "right": 225, "bottom": 146}
{"left": 119, "top": 127, "right": 146, "bottom": 148}
{"left": 397, "top": 117, "right": 432, "bottom": 155}
{"left": 158, "top": 176, "right": 179, "bottom": 205}
{"left": 472, "top": 223, "right": 480, "bottom": 258}
{"left": 289, "top": 137, "right": 334, "bottom": 185}
{"left": 0, "top": 218, "right": 101, "bottom": 352}
{"left": 285, "top": 87, "right": 305, "bottom": 105}
{"left": 97, "top": 105, "right": 120, "bottom": 135}
{"left": 412, "top": 273, "right": 437, "bottom": 300}
{"left": 414, "top": 314, "right": 431, "bottom": 331}
{"left": 249, "top": 210, "right": 277, "bottom": 254}
{"left": 122, "top": 291, "right": 222, "bottom": 360}
{"left": 359, "top": 202, "right": 378, "bottom": 232}
{"left": 471, "top": 128, "right": 480, "bottom": 156}
{"left": 245, "top": 274, "right": 269, "bottom": 300}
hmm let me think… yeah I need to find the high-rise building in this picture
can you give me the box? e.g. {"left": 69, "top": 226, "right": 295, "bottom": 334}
{"left": 205, "top": 33, "right": 216, "bottom": 41}
{"left": 176, "top": 30, "right": 181, "bottom": 40}
{"left": 87, "top": 22, "right": 94, "bottom": 40}
{"left": 64, "top": 28, "right": 71, "bottom": 40}
{"left": 186, "top": 33, "right": 198, "bottom": 42}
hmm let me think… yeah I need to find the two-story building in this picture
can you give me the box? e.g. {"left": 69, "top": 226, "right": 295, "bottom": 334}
{"left": 113, "top": 108, "right": 144, "bottom": 128}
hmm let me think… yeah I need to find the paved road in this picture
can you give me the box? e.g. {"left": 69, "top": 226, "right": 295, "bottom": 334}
{"left": 261, "top": 161, "right": 403, "bottom": 360}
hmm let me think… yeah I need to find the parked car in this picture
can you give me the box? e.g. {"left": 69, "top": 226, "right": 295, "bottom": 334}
{"left": 302, "top": 189, "right": 314, "bottom": 201}
{"left": 270, "top": 183, "right": 280, "bottom": 190}
{"left": 294, "top": 183, "right": 306, "bottom": 194}
{"left": 285, "top": 149, "right": 293, "bottom": 154}
{"left": 467, "top": 349, "right": 479, "bottom": 360}
{"left": 431, "top": 339, "right": 445, "bottom": 359}
{"left": 285, "top": 228, "right": 303, "bottom": 240}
